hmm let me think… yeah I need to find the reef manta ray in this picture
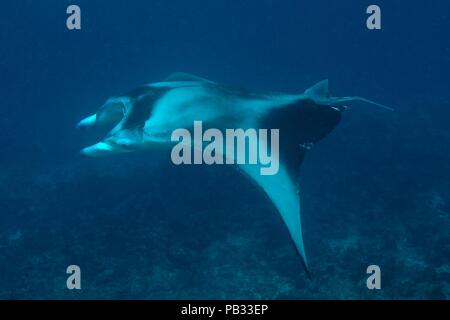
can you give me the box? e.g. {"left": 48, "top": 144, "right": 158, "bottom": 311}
{"left": 77, "top": 72, "right": 392, "bottom": 277}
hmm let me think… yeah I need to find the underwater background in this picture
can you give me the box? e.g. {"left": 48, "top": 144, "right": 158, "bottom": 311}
{"left": 0, "top": 0, "right": 449, "bottom": 299}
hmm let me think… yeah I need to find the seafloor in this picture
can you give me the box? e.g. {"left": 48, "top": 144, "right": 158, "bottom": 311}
{"left": 0, "top": 102, "right": 449, "bottom": 299}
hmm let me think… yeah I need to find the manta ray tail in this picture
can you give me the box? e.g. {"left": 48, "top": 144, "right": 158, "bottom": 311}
{"left": 304, "top": 79, "right": 394, "bottom": 111}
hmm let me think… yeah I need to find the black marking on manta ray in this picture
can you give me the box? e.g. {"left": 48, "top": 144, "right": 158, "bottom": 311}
{"left": 261, "top": 99, "right": 343, "bottom": 182}
{"left": 120, "top": 83, "right": 204, "bottom": 131}
{"left": 120, "top": 87, "right": 167, "bottom": 130}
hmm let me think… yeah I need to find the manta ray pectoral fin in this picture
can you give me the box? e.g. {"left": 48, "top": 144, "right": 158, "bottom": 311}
{"left": 238, "top": 163, "right": 311, "bottom": 276}
{"left": 200, "top": 100, "right": 342, "bottom": 277}
{"left": 188, "top": 133, "right": 311, "bottom": 276}
{"left": 165, "top": 72, "right": 215, "bottom": 84}
{"left": 243, "top": 99, "right": 343, "bottom": 277}
{"left": 303, "top": 79, "right": 394, "bottom": 111}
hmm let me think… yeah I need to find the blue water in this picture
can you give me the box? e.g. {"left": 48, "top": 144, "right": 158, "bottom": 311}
{"left": 0, "top": 0, "right": 449, "bottom": 299}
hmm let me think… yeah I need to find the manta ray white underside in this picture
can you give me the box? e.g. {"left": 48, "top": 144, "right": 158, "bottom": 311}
{"left": 77, "top": 72, "right": 392, "bottom": 277}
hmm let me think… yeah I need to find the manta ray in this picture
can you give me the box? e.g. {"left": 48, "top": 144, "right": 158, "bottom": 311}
{"left": 77, "top": 72, "right": 392, "bottom": 277}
